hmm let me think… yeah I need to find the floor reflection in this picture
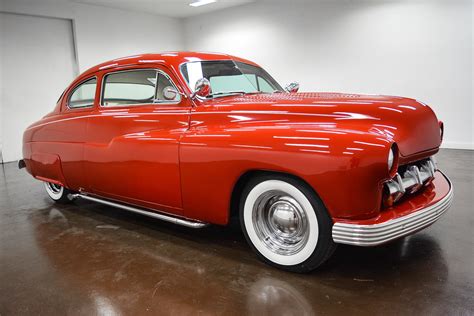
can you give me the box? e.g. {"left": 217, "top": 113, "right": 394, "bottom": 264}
{"left": 247, "top": 277, "right": 314, "bottom": 315}
{"left": 1, "top": 149, "right": 473, "bottom": 315}
{"left": 28, "top": 202, "right": 451, "bottom": 315}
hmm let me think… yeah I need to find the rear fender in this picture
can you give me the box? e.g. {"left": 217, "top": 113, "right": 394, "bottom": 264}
{"left": 29, "top": 152, "right": 67, "bottom": 187}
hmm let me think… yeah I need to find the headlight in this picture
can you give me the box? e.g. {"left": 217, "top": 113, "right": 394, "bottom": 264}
{"left": 387, "top": 144, "right": 398, "bottom": 177}
{"left": 388, "top": 147, "right": 394, "bottom": 171}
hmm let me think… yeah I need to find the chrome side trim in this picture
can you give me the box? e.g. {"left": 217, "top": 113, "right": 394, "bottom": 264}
{"left": 332, "top": 174, "right": 453, "bottom": 246}
{"left": 71, "top": 193, "right": 209, "bottom": 229}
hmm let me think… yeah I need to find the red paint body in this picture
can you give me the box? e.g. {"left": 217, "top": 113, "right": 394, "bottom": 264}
{"left": 22, "top": 52, "right": 447, "bottom": 226}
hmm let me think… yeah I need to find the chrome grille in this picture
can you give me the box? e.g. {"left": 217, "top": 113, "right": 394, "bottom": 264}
{"left": 384, "top": 157, "right": 437, "bottom": 204}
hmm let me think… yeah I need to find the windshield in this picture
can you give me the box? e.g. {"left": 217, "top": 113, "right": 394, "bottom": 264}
{"left": 180, "top": 60, "right": 283, "bottom": 97}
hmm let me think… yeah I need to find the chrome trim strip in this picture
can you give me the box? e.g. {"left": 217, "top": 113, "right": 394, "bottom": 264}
{"left": 332, "top": 173, "right": 453, "bottom": 246}
{"left": 71, "top": 193, "right": 209, "bottom": 229}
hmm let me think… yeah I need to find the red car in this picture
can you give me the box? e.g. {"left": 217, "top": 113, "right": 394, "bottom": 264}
{"left": 20, "top": 52, "right": 453, "bottom": 272}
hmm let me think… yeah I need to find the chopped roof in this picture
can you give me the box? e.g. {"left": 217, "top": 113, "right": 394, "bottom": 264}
{"left": 81, "top": 51, "right": 259, "bottom": 78}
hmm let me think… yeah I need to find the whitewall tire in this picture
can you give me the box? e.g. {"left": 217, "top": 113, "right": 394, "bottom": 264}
{"left": 239, "top": 174, "right": 336, "bottom": 273}
{"left": 44, "top": 182, "right": 73, "bottom": 203}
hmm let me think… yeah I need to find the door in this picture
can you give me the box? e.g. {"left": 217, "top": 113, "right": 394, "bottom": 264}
{"left": 84, "top": 66, "right": 190, "bottom": 215}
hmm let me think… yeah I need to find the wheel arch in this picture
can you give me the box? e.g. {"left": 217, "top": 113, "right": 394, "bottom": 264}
{"left": 229, "top": 169, "right": 328, "bottom": 222}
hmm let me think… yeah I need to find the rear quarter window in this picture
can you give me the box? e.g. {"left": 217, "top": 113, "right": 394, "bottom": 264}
{"left": 68, "top": 78, "right": 97, "bottom": 108}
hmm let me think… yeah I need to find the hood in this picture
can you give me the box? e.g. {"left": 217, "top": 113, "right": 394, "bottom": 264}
{"left": 210, "top": 92, "right": 442, "bottom": 158}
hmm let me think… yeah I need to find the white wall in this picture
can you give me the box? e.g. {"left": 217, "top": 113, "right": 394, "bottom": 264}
{"left": 0, "top": 0, "right": 183, "bottom": 162}
{"left": 1, "top": 0, "right": 183, "bottom": 71}
{"left": 0, "top": 12, "right": 3, "bottom": 163}
{"left": 1, "top": 12, "right": 77, "bottom": 163}
{"left": 184, "top": 0, "right": 473, "bottom": 149}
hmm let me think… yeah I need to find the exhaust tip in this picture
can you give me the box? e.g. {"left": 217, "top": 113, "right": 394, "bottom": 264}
{"left": 18, "top": 159, "right": 26, "bottom": 169}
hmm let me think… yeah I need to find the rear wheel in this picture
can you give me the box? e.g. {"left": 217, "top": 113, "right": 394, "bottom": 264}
{"left": 44, "top": 182, "right": 73, "bottom": 204}
{"left": 239, "top": 174, "right": 336, "bottom": 273}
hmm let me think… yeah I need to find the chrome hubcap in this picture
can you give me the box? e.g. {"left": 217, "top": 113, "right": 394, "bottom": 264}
{"left": 252, "top": 191, "right": 309, "bottom": 256}
{"left": 47, "top": 183, "right": 62, "bottom": 194}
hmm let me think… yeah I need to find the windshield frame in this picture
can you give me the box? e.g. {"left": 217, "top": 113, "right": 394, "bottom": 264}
{"left": 179, "top": 59, "right": 283, "bottom": 98}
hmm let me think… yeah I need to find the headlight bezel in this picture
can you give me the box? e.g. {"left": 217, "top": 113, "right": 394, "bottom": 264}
{"left": 388, "top": 143, "right": 399, "bottom": 178}
{"left": 388, "top": 148, "right": 394, "bottom": 170}
{"left": 439, "top": 121, "right": 444, "bottom": 141}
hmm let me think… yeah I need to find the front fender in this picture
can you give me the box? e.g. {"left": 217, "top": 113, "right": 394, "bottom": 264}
{"left": 179, "top": 123, "right": 392, "bottom": 225}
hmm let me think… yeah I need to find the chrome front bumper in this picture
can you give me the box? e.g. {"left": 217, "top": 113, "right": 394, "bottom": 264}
{"left": 332, "top": 174, "right": 453, "bottom": 246}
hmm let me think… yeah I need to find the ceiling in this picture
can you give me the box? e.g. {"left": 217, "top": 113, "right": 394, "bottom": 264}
{"left": 72, "top": 0, "right": 256, "bottom": 18}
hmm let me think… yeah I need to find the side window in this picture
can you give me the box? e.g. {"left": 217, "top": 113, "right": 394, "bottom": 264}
{"left": 68, "top": 78, "right": 97, "bottom": 108}
{"left": 102, "top": 69, "right": 180, "bottom": 106}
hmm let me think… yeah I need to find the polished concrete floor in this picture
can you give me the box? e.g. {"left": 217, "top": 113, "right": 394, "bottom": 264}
{"left": 0, "top": 149, "right": 473, "bottom": 315}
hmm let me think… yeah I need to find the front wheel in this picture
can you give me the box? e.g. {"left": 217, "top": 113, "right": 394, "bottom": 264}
{"left": 44, "top": 182, "right": 74, "bottom": 204}
{"left": 239, "top": 175, "right": 336, "bottom": 273}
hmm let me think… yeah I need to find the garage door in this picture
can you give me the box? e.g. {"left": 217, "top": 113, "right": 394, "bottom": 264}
{"left": 0, "top": 12, "right": 77, "bottom": 163}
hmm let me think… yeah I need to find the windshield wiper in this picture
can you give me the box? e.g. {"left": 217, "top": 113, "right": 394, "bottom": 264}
{"left": 208, "top": 91, "right": 267, "bottom": 98}
{"left": 208, "top": 91, "right": 247, "bottom": 98}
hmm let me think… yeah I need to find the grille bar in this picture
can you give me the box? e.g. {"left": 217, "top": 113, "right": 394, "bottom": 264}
{"left": 385, "top": 157, "right": 437, "bottom": 204}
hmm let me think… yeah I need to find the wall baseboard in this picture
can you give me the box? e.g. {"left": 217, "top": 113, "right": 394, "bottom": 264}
{"left": 440, "top": 142, "right": 474, "bottom": 150}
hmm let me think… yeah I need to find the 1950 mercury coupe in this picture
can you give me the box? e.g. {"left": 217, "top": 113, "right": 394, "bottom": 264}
{"left": 20, "top": 52, "right": 453, "bottom": 272}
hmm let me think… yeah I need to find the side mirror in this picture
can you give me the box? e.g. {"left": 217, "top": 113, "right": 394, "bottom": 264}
{"left": 285, "top": 82, "right": 299, "bottom": 93}
{"left": 192, "top": 78, "right": 211, "bottom": 99}
{"left": 162, "top": 86, "right": 178, "bottom": 101}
